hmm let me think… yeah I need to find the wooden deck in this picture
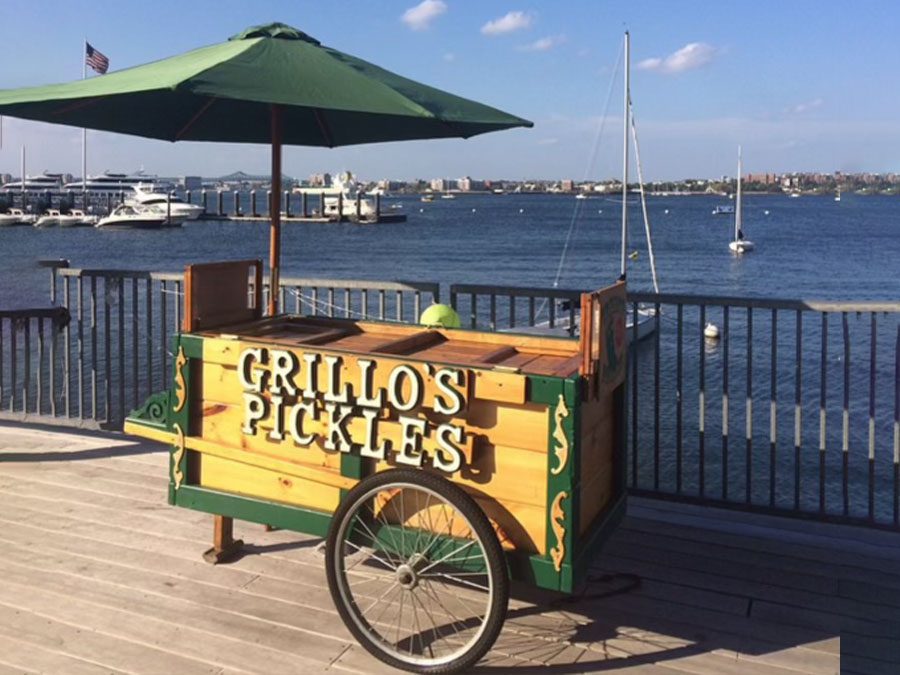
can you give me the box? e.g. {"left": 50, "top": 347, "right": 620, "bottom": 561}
{"left": 0, "top": 423, "right": 897, "bottom": 675}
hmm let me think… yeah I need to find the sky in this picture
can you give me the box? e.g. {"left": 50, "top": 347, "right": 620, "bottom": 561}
{"left": 1, "top": 0, "right": 899, "bottom": 182}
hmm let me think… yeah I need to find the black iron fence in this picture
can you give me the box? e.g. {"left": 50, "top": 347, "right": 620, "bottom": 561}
{"left": 2, "top": 263, "right": 897, "bottom": 531}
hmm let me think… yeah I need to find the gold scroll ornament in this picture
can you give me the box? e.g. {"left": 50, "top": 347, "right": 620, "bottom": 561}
{"left": 171, "top": 423, "right": 185, "bottom": 489}
{"left": 173, "top": 346, "right": 187, "bottom": 413}
{"left": 550, "top": 394, "right": 569, "bottom": 475}
{"left": 550, "top": 490, "right": 568, "bottom": 572}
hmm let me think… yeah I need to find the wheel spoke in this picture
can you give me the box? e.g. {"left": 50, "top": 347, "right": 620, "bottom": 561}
{"left": 419, "top": 539, "right": 477, "bottom": 574}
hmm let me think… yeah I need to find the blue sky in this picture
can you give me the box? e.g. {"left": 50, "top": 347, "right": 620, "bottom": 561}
{"left": 1, "top": 0, "right": 899, "bottom": 181}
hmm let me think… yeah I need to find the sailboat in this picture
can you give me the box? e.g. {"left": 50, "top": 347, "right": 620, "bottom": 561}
{"left": 834, "top": 187, "right": 841, "bottom": 202}
{"left": 728, "top": 146, "right": 754, "bottom": 254}
{"left": 509, "top": 31, "right": 657, "bottom": 342}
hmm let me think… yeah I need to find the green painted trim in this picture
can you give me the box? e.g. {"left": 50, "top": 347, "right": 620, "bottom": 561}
{"left": 175, "top": 485, "right": 332, "bottom": 538}
{"left": 179, "top": 333, "right": 204, "bottom": 359}
{"left": 527, "top": 374, "right": 563, "bottom": 406}
{"left": 507, "top": 551, "right": 570, "bottom": 591}
{"left": 573, "top": 493, "right": 627, "bottom": 585}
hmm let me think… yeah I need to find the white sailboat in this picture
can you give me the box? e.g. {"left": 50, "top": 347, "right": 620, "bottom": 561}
{"left": 728, "top": 146, "right": 754, "bottom": 254}
{"left": 510, "top": 31, "right": 657, "bottom": 342}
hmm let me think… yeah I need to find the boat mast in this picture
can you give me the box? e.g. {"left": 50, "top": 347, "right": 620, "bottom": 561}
{"left": 82, "top": 38, "right": 87, "bottom": 194}
{"left": 619, "top": 31, "right": 630, "bottom": 279}
{"left": 734, "top": 145, "right": 742, "bottom": 242}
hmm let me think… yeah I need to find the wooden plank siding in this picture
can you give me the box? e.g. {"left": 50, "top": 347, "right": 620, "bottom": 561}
{"left": 5, "top": 422, "right": 898, "bottom": 673}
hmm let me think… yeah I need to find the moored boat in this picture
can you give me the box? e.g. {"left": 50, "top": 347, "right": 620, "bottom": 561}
{"left": 95, "top": 204, "right": 171, "bottom": 229}
{"left": 127, "top": 184, "right": 204, "bottom": 221}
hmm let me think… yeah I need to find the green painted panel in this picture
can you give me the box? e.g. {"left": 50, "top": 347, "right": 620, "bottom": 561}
{"left": 527, "top": 375, "right": 563, "bottom": 406}
{"left": 176, "top": 485, "right": 332, "bottom": 538}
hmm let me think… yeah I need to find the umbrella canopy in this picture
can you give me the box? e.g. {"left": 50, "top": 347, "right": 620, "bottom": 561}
{"left": 0, "top": 22, "right": 531, "bottom": 315}
{"left": 0, "top": 22, "right": 531, "bottom": 146}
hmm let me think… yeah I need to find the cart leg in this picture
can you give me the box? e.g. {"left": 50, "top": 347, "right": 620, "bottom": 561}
{"left": 202, "top": 515, "right": 244, "bottom": 564}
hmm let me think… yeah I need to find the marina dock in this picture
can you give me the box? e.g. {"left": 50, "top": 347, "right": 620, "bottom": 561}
{"left": 1, "top": 421, "right": 895, "bottom": 674}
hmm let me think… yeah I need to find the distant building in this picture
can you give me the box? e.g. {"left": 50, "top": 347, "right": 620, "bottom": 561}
{"left": 430, "top": 178, "right": 449, "bottom": 192}
{"left": 0, "top": 173, "right": 11, "bottom": 185}
{"left": 561, "top": 179, "right": 574, "bottom": 192}
{"left": 181, "top": 176, "right": 203, "bottom": 191}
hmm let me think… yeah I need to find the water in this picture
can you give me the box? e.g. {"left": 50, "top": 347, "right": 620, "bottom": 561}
{"left": 2, "top": 192, "right": 897, "bottom": 309}
{"left": 1, "top": 192, "right": 897, "bottom": 522}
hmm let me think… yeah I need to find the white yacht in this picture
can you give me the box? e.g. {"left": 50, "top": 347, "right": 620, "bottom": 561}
{"left": 95, "top": 204, "right": 171, "bottom": 229}
{"left": 63, "top": 171, "right": 172, "bottom": 194}
{"left": 2, "top": 172, "right": 65, "bottom": 192}
{"left": 295, "top": 171, "right": 378, "bottom": 219}
{"left": 127, "top": 184, "right": 204, "bottom": 221}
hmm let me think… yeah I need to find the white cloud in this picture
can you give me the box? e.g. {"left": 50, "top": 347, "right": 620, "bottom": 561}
{"left": 401, "top": 0, "right": 447, "bottom": 31}
{"left": 787, "top": 98, "right": 824, "bottom": 114}
{"left": 637, "top": 42, "right": 717, "bottom": 74}
{"left": 481, "top": 11, "right": 533, "bottom": 36}
{"left": 518, "top": 34, "right": 566, "bottom": 52}
{"left": 443, "top": 52, "right": 456, "bottom": 62}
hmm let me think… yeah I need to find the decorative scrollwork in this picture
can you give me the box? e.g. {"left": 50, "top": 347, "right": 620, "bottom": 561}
{"left": 127, "top": 391, "right": 170, "bottom": 426}
{"left": 173, "top": 345, "right": 187, "bottom": 413}
{"left": 550, "top": 490, "right": 568, "bottom": 572}
{"left": 171, "top": 422, "right": 185, "bottom": 489}
{"left": 550, "top": 394, "right": 569, "bottom": 475}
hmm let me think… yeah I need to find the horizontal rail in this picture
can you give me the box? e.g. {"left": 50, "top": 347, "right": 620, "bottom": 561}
{"left": 628, "top": 291, "right": 900, "bottom": 314}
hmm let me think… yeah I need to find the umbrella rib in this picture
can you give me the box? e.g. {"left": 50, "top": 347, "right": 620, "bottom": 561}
{"left": 176, "top": 97, "right": 217, "bottom": 140}
{"left": 313, "top": 108, "right": 334, "bottom": 147}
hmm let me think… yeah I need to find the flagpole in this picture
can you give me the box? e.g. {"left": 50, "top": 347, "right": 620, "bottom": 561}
{"left": 82, "top": 38, "right": 87, "bottom": 193}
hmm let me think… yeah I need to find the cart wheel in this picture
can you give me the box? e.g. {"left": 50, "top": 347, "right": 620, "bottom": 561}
{"left": 325, "top": 469, "right": 508, "bottom": 674}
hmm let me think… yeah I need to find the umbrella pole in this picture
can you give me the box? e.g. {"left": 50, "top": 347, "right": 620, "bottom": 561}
{"left": 268, "top": 104, "right": 283, "bottom": 316}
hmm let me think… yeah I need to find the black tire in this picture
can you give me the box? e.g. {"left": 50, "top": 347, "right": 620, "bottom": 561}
{"left": 325, "top": 469, "right": 509, "bottom": 674}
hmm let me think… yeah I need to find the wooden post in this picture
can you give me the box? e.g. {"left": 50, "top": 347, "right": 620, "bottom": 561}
{"left": 216, "top": 189, "right": 224, "bottom": 217}
{"left": 268, "top": 104, "right": 283, "bottom": 316}
{"left": 202, "top": 514, "right": 244, "bottom": 564}
{"left": 319, "top": 191, "right": 325, "bottom": 217}
{"left": 283, "top": 189, "right": 291, "bottom": 218}
{"left": 375, "top": 193, "right": 381, "bottom": 221}
{"left": 250, "top": 190, "right": 257, "bottom": 217}
{"left": 301, "top": 192, "right": 308, "bottom": 217}
{"left": 337, "top": 192, "right": 343, "bottom": 222}
{"left": 233, "top": 190, "right": 240, "bottom": 216}
{"left": 201, "top": 188, "right": 207, "bottom": 214}
{"left": 355, "top": 192, "right": 362, "bottom": 222}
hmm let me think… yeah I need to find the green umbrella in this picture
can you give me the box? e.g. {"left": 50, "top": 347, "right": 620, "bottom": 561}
{"left": 0, "top": 22, "right": 532, "bottom": 313}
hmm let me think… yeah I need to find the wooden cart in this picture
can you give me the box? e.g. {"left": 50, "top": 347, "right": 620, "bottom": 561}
{"left": 125, "top": 260, "right": 628, "bottom": 674}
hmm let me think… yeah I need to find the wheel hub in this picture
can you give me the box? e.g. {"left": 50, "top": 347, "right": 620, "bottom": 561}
{"left": 396, "top": 563, "right": 419, "bottom": 589}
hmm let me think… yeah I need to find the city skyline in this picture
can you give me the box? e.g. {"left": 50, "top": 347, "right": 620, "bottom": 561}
{"left": 1, "top": 1, "right": 899, "bottom": 181}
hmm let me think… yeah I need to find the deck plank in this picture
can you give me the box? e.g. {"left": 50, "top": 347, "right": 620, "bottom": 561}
{"left": 2, "top": 422, "right": 895, "bottom": 673}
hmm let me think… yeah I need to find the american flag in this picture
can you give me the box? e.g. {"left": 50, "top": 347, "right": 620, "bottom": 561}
{"left": 85, "top": 43, "right": 109, "bottom": 74}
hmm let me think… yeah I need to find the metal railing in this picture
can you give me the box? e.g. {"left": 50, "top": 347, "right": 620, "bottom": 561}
{"left": 4, "top": 264, "right": 898, "bottom": 531}
{"left": 8, "top": 261, "right": 437, "bottom": 429}
{"left": 0, "top": 307, "right": 71, "bottom": 425}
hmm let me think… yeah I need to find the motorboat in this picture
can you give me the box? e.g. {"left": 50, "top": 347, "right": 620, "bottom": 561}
{"left": 0, "top": 208, "right": 35, "bottom": 226}
{"left": 712, "top": 205, "right": 734, "bottom": 215}
{"left": 441, "top": 193, "right": 456, "bottom": 200}
{"left": 127, "top": 184, "right": 204, "bottom": 221}
{"left": 70, "top": 209, "right": 98, "bottom": 226}
{"left": 575, "top": 193, "right": 589, "bottom": 200}
{"left": 95, "top": 204, "right": 170, "bottom": 229}
{"left": 420, "top": 194, "right": 435, "bottom": 202}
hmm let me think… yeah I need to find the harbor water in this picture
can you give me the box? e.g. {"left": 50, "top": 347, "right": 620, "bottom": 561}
{"left": 1, "top": 192, "right": 897, "bottom": 522}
